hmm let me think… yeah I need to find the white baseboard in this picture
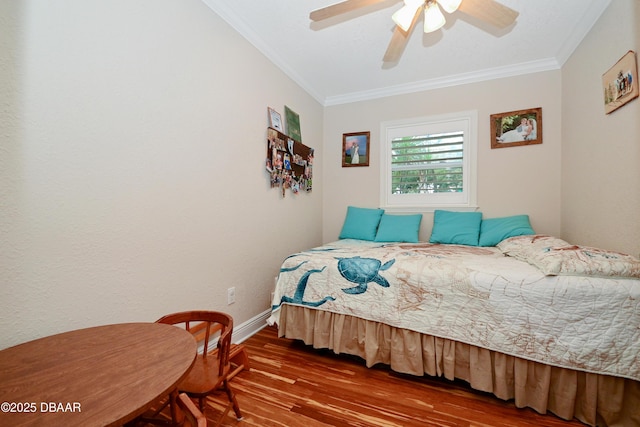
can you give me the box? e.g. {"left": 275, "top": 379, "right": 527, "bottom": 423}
{"left": 233, "top": 309, "right": 271, "bottom": 344}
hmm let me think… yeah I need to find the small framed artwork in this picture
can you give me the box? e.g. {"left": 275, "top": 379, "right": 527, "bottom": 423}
{"left": 284, "top": 106, "right": 302, "bottom": 141}
{"left": 491, "top": 107, "right": 542, "bottom": 149}
{"left": 342, "top": 131, "right": 370, "bottom": 167}
{"left": 268, "top": 107, "right": 284, "bottom": 132}
{"left": 602, "top": 50, "right": 638, "bottom": 114}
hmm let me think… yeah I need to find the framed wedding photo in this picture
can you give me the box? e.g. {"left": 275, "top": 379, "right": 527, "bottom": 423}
{"left": 490, "top": 107, "right": 542, "bottom": 149}
{"left": 268, "top": 107, "right": 284, "bottom": 132}
{"left": 342, "top": 131, "right": 370, "bottom": 167}
{"left": 602, "top": 50, "right": 638, "bottom": 114}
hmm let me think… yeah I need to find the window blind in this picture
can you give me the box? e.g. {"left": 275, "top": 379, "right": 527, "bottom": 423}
{"left": 391, "top": 131, "right": 464, "bottom": 194}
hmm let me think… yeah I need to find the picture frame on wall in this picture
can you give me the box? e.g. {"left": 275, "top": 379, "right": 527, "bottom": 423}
{"left": 342, "top": 131, "right": 370, "bottom": 167}
{"left": 284, "top": 106, "right": 302, "bottom": 141}
{"left": 602, "top": 50, "right": 638, "bottom": 114}
{"left": 268, "top": 107, "right": 284, "bottom": 132}
{"left": 490, "top": 107, "right": 542, "bottom": 149}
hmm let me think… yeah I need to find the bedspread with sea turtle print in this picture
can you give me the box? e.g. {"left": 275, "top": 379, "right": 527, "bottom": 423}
{"left": 268, "top": 239, "right": 640, "bottom": 381}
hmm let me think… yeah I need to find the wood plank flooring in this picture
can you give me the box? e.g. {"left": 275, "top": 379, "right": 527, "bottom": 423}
{"left": 147, "top": 325, "right": 587, "bottom": 427}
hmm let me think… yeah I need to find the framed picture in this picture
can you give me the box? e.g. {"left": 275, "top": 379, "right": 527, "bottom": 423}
{"left": 342, "top": 131, "right": 370, "bottom": 167}
{"left": 602, "top": 50, "right": 638, "bottom": 114}
{"left": 284, "top": 106, "right": 301, "bottom": 141}
{"left": 491, "top": 107, "right": 542, "bottom": 149}
{"left": 268, "top": 107, "right": 283, "bottom": 132}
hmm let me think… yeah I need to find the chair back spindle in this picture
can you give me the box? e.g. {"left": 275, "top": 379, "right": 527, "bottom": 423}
{"left": 156, "top": 311, "right": 242, "bottom": 426}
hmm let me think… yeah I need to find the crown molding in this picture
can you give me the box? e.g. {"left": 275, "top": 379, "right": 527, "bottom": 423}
{"left": 201, "top": 0, "right": 325, "bottom": 104}
{"left": 203, "top": 0, "right": 610, "bottom": 107}
{"left": 554, "top": 0, "right": 611, "bottom": 66}
{"left": 324, "top": 58, "right": 561, "bottom": 106}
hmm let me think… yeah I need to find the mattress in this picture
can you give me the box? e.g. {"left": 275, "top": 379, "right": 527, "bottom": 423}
{"left": 269, "top": 239, "right": 640, "bottom": 382}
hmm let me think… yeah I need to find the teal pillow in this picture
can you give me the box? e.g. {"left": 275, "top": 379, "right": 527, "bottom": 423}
{"left": 429, "top": 210, "right": 482, "bottom": 246}
{"left": 479, "top": 215, "right": 535, "bottom": 246}
{"left": 374, "top": 214, "right": 423, "bottom": 243}
{"left": 339, "top": 206, "right": 384, "bottom": 241}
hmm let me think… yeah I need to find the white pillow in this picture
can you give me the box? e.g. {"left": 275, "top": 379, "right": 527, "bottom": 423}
{"left": 498, "top": 235, "right": 640, "bottom": 278}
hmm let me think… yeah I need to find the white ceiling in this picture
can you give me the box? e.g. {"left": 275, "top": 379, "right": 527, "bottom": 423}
{"left": 203, "top": 0, "right": 611, "bottom": 106}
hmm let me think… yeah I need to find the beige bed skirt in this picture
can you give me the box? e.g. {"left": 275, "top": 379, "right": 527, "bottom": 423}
{"left": 277, "top": 305, "right": 640, "bottom": 427}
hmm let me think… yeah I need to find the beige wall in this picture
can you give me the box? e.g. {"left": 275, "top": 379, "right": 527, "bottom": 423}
{"left": 2, "top": 0, "right": 638, "bottom": 350}
{"left": 322, "top": 71, "right": 562, "bottom": 243}
{"left": 322, "top": 0, "right": 639, "bottom": 254}
{"left": 561, "top": 0, "right": 640, "bottom": 256}
{"left": 0, "top": 0, "right": 323, "bottom": 349}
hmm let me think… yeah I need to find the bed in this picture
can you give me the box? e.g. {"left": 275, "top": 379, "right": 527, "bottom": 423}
{"left": 268, "top": 208, "right": 640, "bottom": 426}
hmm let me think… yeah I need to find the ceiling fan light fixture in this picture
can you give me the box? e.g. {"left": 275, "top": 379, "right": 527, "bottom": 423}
{"left": 310, "top": 0, "right": 520, "bottom": 63}
{"left": 423, "top": 2, "right": 445, "bottom": 33}
{"left": 436, "top": 0, "right": 462, "bottom": 14}
{"left": 392, "top": 0, "right": 424, "bottom": 32}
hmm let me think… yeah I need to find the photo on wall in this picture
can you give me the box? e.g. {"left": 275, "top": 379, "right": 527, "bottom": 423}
{"left": 268, "top": 107, "right": 283, "bottom": 132}
{"left": 285, "top": 106, "right": 302, "bottom": 141}
{"left": 602, "top": 50, "right": 638, "bottom": 114}
{"left": 490, "top": 108, "right": 542, "bottom": 149}
{"left": 342, "top": 131, "right": 370, "bottom": 167}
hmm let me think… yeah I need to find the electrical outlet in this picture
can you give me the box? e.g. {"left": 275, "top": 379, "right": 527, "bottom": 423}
{"left": 227, "top": 287, "right": 236, "bottom": 305}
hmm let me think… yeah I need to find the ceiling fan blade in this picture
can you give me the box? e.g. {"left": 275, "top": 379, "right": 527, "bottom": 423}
{"left": 383, "top": 6, "right": 421, "bottom": 62}
{"left": 457, "top": 0, "right": 519, "bottom": 29}
{"left": 310, "top": 0, "right": 395, "bottom": 22}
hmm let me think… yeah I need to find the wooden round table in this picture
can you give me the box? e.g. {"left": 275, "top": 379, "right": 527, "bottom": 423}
{"left": 0, "top": 322, "right": 196, "bottom": 426}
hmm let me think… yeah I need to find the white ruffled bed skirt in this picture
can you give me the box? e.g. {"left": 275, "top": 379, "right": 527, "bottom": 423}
{"left": 277, "top": 305, "right": 640, "bottom": 427}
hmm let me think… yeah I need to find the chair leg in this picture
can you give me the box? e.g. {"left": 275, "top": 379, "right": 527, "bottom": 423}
{"left": 213, "top": 402, "right": 234, "bottom": 427}
{"left": 168, "top": 389, "right": 179, "bottom": 425}
{"left": 223, "top": 380, "right": 243, "bottom": 420}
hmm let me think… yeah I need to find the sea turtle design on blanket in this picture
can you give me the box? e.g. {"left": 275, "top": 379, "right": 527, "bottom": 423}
{"left": 336, "top": 256, "right": 395, "bottom": 294}
{"left": 273, "top": 261, "right": 335, "bottom": 309}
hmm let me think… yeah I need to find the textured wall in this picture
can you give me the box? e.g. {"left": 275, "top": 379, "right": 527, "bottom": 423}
{"left": 322, "top": 71, "right": 563, "bottom": 243}
{"left": 0, "top": 0, "right": 323, "bottom": 349}
{"left": 561, "top": 0, "right": 640, "bottom": 255}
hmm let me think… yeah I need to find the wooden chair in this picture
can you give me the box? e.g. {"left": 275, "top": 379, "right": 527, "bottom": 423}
{"left": 228, "top": 343, "right": 250, "bottom": 380}
{"left": 156, "top": 311, "right": 243, "bottom": 427}
{"left": 176, "top": 393, "right": 207, "bottom": 427}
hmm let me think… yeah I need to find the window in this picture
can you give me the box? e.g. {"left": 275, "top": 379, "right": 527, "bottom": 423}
{"left": 380, "top": 111, "right": 477, "bottom": 211}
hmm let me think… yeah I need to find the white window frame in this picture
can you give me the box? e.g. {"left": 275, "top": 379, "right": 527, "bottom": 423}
{"left": 380, "top": 110, "right": 478, "bottom": 212}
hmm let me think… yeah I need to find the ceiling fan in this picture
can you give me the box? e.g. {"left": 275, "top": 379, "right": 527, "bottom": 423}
{"left": 310, "top": 0, "right": 519, "bottom": 62}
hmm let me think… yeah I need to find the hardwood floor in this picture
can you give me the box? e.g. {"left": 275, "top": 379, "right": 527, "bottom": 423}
{"left": 149, "top": 325, "right": 587, "bottom": 427}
